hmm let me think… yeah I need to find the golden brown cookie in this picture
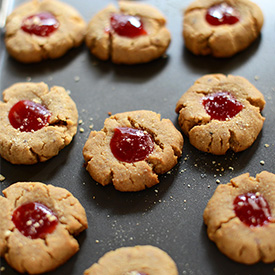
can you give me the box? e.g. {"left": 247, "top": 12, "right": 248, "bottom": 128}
{"left": 83, "top": 110, "right": 183, "bottom": 192}
{"left": 203, "top": 171, "right": 275, "bottom": 264}
{"left": 0, "top": 181, "right": 88, "bottom": 274}
{"left": 84, "top": 245, "right": 178, "bottom": 275}
{"left": 175, "top": 74, "right": 265, "bottom": 155}
{"left": 183, "top": 0, "right": 264, "bottom": 57}
{"left": 0, "top": 82, "right": 78, "bottom": 164}
{"left": 5, "top": 0, "right": 86, "bottom": 63}
{"left": 85, "top": 1, "right": 171, "bottom": 64}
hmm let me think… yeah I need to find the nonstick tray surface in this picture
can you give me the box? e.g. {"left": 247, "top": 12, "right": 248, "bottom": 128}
{"left": 1, "top": 0, "right": 275, "bottom": 274}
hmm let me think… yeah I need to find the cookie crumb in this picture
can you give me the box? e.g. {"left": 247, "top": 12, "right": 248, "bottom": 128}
{"left": 108, "top": 112, "right": 112, "bottom": 116}
{"left": 0, "top": 174, "right": 5, "bottom": 181}
{"left": 67, "top": 90, "right": 71, "bottom": 95}
{"left": 0, "top": 266, "right": 5, "bottom": 272}
{"left": 74, "top": 76, "right": 80, "bottom": 82}
{"left": 216, "top": 179, "right": 220, "bottom": 184}
{"left": 95, "top": 240, "right": 99, "bottom": 243}
{"left": 264, "top": 144, "right": 270, "bottom": 148}
{"left": 79, "top": 127, "right": 84, "bottom": 133}
{"left": 26, "top": 76, "right": 32, "bottom": 82}
{"left": 207, "top": 185, "right": 210, "bottom": 188}
{"left": 78, "top": 120, "right": 83, "bottom": 125}
{"left": 89, "top": 124, "right": 94, "bottom": 129}
{"left": 260, "top": 160, "right": 265, "bottom": 165}
{"left": 229, "top": 166, "right": 234, "bottom": 171}
{"left": 254, "top": 75, "right": 260, "bottom": 81}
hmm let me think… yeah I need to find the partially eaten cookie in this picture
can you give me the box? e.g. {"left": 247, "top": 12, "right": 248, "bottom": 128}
{"left": 83, "top": 110, "right": 183, "bottom": 192}
{"left": 85, "top": 1, "right": 171, "bottom": 64}
{"left": 175, "top": 74, "right": 265, "bottom": 155}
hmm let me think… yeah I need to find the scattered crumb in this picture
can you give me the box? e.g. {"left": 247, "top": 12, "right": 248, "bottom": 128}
{"left": 187, "top": 184, "right": 191, "bottom": 188}
{"left": 78, "top": 119, "right": 83, "bottom": 125}
{"left": 254, "top": 75, "right": 259, "bottom": 81}
{"left": 89, "top": 124, "right": 94, "bottom": 129}
{"left": 183, "top": 200, "right": 186, "bottom": 203}
{"left": 260, "top": 160, "right": 265, "bottom": 165}
{"left": 66, "top": 90, "right": 71, "bottom": 95}
{"left": 74, "top": 76, "right": 80, "bottom": 82}
{"left": 264, "top": 144, "right": 270, "bottom": 148}
{"left": 82, "top": 182, "right": 85, "bottom": 185}
{"left": 216, "top": 179, "right": 220, "bottom": 184}
{"left": 108, "top": 111, "right": 112, "bottom": 116}
{"left": 0, "top": 266, "right": 5, "bottom": 271}
{"left": 154, "top": 189, "right": 158, "bottom": 193}
{"left": 229, "top": 166, "right": 234, "bottom": 171}
{"left": 207, "top": 185, "right": 210, "bottom": 188}
{"left": 95, "top": 240, "right": 99, "bottom": 243}
{"left": 79, "top": 127, "right": 84, "bottom": 133}
{"left": 26, "top": 76, "right": 31, "bottom": 81}
{"left": 0, "top": 174, "right": 5, "bottom": 182}
{"left": 93, "top": 196, "right": 96, "bottom": 199}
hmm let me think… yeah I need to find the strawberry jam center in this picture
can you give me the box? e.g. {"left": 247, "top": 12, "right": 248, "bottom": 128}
{"left": 12, "top": 202, "right": 58, "bottom": 239}
{"left": 110, "top": 13, "right": 147, "bottom": 38}
{"left": 110, "top": 127, "right": 154, "bottom": 163}
{"left": 206, "top": 3, "right": 240, "bottom": 26}
{"left": 21, "top": 12, "right": 59, "bottom": 37}
{"left": 202, "top": 92, "right": 243, "bottom": 121}
{"left": 234, "top": 193, "right": 272, "bottom": 227}
{"left": 9, "top": 100, "right": 51, "bottom": 132}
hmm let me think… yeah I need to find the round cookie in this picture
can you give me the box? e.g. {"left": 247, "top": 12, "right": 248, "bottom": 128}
{"left": 183, "top": 0, "right": 264, "bottom": 57}
{"left": 84, "top": 245, "right": 178, "bottom": 275}
{"left": 0, "top": 82, "right": 78, "bottom": 164}
{"left": 0, "top": 181, "right": 88, "bottom": 274}
{"left": 83, "top": 110, "right": 183, "bottom": 192}
{"left": 203, "top": 171, "right": 275, "bottom": 264}
{"left": 175, "top": 74, "right": 265, "bottom": 155}
{"left": 5, "top": 0, "right": 86, "bottom": 63}
{"left": 85, "top": 1, "right": 171, "bottom": 64}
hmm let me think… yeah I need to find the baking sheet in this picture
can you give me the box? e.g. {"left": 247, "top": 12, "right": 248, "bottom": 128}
{"left": 1, "top": 0, "right": 275, "bottom": 274}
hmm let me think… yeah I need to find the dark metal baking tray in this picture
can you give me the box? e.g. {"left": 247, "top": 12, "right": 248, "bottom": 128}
{"left": 1, "top": 0, "right": 275, "bottom": 274}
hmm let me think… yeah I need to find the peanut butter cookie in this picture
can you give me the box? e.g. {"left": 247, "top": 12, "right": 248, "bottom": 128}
{"left": 86, "top": 1, "right": 171, "bottom": 64}
{"left": 175, "top": 74, "right": 265, "bottom": 155}
{"left": 5, "top": 0, "right": 86, "bottom": 63}
{"left": 84, "top": 245, "right": 178, "bottom": 275}
{"left": 0, "top": 82, "right": 78, "bottom": 164}
{"left": 83, "top": 110, "right": 183, "bottom": 192}
{"left": 183, "top": 0, "right": 264, "bottom": 57}
{"left": 204, "top": 171, "right": 275, "bottom": 264}
{"left": 0, "top": 181, "right": 88, "bottom": 274}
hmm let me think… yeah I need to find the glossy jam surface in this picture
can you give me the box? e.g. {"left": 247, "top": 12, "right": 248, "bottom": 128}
{"left": 110, "top": 127, "right": 154, "bottom": 163}
{"left": 206, "top": 3, "right": 240, "bottom": 26}
{"left": 9, "top": 100, "right": 51, "bottom": 132}
{"left": 202, "top": 92, "right": 243, "bottom": 121}
{"left": 234, "top": 192, "right": 272, "bottom": 227}
{"left": 12, "top": 202, "right": 58, "bottom": 239}
{"left": 110, "top": 13, "right": 147, "bottom": 38}
{"left": 21, "top": 12, "right": 59, "bottom": 37}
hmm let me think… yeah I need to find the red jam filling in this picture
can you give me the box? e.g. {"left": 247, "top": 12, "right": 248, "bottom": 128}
{"left": 8, "top": 100, "right": 51, "bottom": 132}
{"left": 202, "top": 92, "right": 243, "bottom": 121}
{"left": 12, "top": 202, "right": 58, "bottom": 239}
{"left": 234, "top": 192, "right": 272, "bottom": 227}
{"left": 110, "top": 127, "right": 154, "bottom": 163}
{"left": 21, "top": 12, "right": 59, "bottom": 37}
{"left": 206, "top": 3, "right": 240, "bottom": 26}
{"left": 110, "top": 13, "right": 147, "bottom": 38}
